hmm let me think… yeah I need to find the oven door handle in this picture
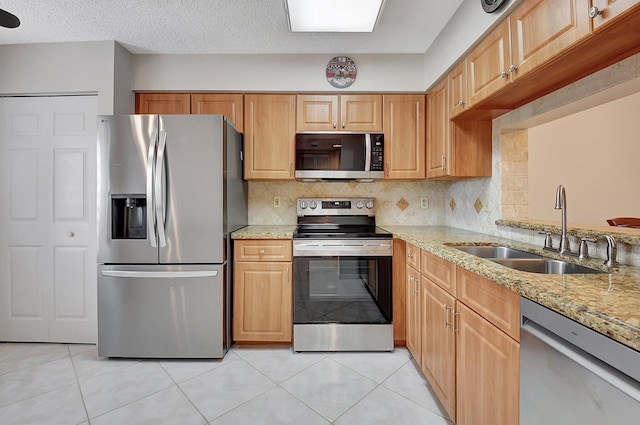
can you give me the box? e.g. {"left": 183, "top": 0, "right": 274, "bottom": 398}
{"left": 293, "top": 242, "right": 392, "bottom": 257}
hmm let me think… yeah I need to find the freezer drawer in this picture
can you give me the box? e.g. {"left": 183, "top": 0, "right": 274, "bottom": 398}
{"left": 98, "top": 264, "right": 226, "bottom": 358}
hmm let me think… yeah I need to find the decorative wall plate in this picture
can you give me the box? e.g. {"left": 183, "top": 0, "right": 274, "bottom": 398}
{"left": 481, "top": 0, "right": 508, "bottom": 13}
{"left": 326, "top": 56, "right": 357, "bottom": 88}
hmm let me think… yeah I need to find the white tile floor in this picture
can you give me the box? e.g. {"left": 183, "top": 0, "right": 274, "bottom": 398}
{"left": 0, "top": 343, "right": 452, "bottom": 425}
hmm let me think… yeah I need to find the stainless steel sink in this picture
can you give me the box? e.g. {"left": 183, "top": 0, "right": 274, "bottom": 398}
{"left": 451, "top": 245, "right": 542, "bottom": 259}
{"left": 490, "top": 258, "right": 604, "bottom": 274}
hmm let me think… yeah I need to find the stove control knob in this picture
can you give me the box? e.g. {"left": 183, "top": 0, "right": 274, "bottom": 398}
{"left": 365, "top": 200, "right": 374, "bottom": 209}
{"left": 299, "top": 200, "right": 308, "bottom": 209}
{"left": 356, "top": 201, "right": 364, "bottom": 209}
{"left": 309, "top": 200, "right": 318, "bottom": 209}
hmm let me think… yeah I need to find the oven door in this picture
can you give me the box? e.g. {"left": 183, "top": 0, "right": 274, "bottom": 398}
{"left": 293, "top": 254, "right": 392, "bottom": 325}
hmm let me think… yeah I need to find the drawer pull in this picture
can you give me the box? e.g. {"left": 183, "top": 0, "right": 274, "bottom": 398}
{"left": 259, "top": 249, "right": 266, "bottom": 254}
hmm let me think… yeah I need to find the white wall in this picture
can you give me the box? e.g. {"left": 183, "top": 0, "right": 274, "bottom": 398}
{"left": 0, "top": 41, "right": 123, "bottom": 114}
{"left": 132, "top": 54, "right": 425, "bottom": 92}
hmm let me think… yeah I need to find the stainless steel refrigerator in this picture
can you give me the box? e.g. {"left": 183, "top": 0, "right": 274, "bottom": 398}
{"left": 96, "top": 114, "right": 247, "bottom": 358}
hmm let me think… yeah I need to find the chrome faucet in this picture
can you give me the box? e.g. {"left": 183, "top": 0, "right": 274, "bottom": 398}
{"left": 554, "top": 184, "right": 571, "bottom": 254}
{"left": 602, "top": 235, "right": 618, "bottom": 268}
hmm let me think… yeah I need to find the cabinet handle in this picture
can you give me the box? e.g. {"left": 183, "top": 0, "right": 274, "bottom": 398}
{"left": 500, "top": 70, "right": 508, "bottom": 78}
{"left": 333, "top": 122, "right": 337, "bottom": 128}
{"left": 441, "top": 154, "right": 446, "bottom": 170}
{"left": 509, "top": 64, "right": 517, "bottom": 73}
{"left": 589, "top": 6, "right": 602, "bottom": 18}
{"left": 286, "top": 267, "right": 289, "bottom": 283}
{"left": 342, "top": 122, "right": 346, "bottom": 129}
{"left": 457, "top": 100, "right": 465, "bottom": 106}
{"left": 259, "top": 249, "right": 265, "bottom": 254}
{"left": 453, "top": 311, "right": 460, "bottom": 334}
{"left": 385, "top": 162, "right": 389, "bottom": 177}
{"left": 289, "top": 162, "right": 293, "bottom": 177}
{"left": 443, "top": 304, "right": 450, "bottom": 328}
{"left": 407, "top": 253, "right": 413, "bottom": 258}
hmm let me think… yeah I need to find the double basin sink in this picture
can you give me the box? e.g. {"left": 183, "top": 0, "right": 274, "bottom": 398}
{"left": 450, "top": 245, "right": 604, "bottom": 275}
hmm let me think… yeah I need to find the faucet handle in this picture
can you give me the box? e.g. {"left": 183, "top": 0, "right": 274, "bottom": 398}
{"left": 539, "top": 231, "right": 553, "bottom": 249}
{"left": 601, "top": 235, "right": 618, "bottom": 268}
{"left": 578, "top": 237, "right": 596, "bottom": 260}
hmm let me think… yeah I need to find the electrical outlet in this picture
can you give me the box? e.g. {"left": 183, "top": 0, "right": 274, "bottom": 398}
{"left": 273, "top": 196, "right": 281, "bottom": 208}
{"left": 420, "top": 197, "right": 429, "bottom": 209}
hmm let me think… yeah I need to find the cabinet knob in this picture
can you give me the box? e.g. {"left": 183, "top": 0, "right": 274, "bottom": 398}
{"left": 342, "top": 122, "right": 346, "bottom": 128}
{"left": 259, "top": 249, "right": 265, "bottom": 254}
{"left": 407, "top": 253, "right": 413, "bottom": 258}
{"left": 500, "top": 70, "right": 508, "bottom": 78}
{"left": 332, "top": 122, "right": 337, "bottom": 128}
{"left": 589, "top": 6, "right": 602, "bottom": 18}
{"left": 509, "top": 64, "right": 517, "bottom": 73}
{"left": 67, "top": 232, "right": 75, "bottom": 238}
{"left": 457, "top": 100, "right": 465, "bottom": 106}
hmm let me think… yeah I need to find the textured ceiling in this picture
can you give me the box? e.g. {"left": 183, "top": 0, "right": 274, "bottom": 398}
{"left": 0, "top": 0, "right": 464, "bottom": 54}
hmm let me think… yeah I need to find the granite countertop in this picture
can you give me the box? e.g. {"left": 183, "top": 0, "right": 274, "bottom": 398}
{"left": 233, "top": 224, "right": 640, "bottom": 352}
{"left": 231, "top": 225, "right": 296, "bottom": 240}
{"left": 383, "top": 225, "right": 640, "bottom": 352}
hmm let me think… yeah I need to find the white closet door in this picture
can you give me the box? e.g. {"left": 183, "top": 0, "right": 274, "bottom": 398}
{"left": 0, "top": 95, "right": 97, "bottom": 343}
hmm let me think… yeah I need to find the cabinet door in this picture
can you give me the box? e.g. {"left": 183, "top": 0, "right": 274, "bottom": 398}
{"left": 426, "top": 80, "right": 450, "bottom": 179}
{"left": 467, "top": 19, "right": 512, "bottom": 107}
{"left": 233, "top": 261, "right": 292, "bottom": 342}
{"left": 296, "top": 95, "right": 339, "bottom": 131}
{"left": 135, "top": 93, "right": 191, "bottom": 114}
{"left": 244, "top": 94, "right": 296, "bottom": 180}
{"left": 456, "top": 302, "right": 519, "bottom": 425}
{"left": 448, "top": 60, "right": 468, "bottom": 118}
{"left": 405, "top": 264, "right": 422, "bottom": 365}
{"left": 421, "top": 277, "right": 456, "bottom": 422}
{"left": 392, "top": 239, "right": 407, "bottom": 344}
{"left": 191, "top": 93, "right": 244, "bottom": 132}
{"left": 382, "top": 94, "right": 425, "bottom": 180}
{"left": 590, "top": 0, "right": 640, "bottom": 31}
{"left": 510, "top": 0, "right": 591, "bottom": 80}
{"left": 340, "top": 95, "right": 383, "bottom": 132}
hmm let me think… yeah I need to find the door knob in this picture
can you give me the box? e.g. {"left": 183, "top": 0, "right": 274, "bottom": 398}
{"left": 67, "top": 232, "right": 75, "bottom": 237}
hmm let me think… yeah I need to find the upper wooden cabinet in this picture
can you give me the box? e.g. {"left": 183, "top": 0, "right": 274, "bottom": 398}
{"left": 509, "top": 0, "right": 591, "bottom": 81}
{"left": 467, "top": 0, "right": 591, "bottom": 109}
{"left": 244, "top": 94, "right": 296, "bottom": 180}
{"left": 191, "top": 94, "right": 244, "bottom": 132}
{"left": 382, "top": 94, "right": 425, "bottom": 180}
{"left": 427, "top": 79, "right": 492, "bottom": 180}
{"left": 296, "top": 94, "right": 382, "bottom": 132}
{"left": 590, "top": 0, "right": 640, "bottom": 31}
{"left": 135, "top": 93, "right": 191, "bottom": 114}
{"left": 448, "top": 60, "right": 469, "bottom": 119}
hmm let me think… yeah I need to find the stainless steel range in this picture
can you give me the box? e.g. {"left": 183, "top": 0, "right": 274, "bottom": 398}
{"left": 293, "top": 198, "right": 393, "bottom": 352}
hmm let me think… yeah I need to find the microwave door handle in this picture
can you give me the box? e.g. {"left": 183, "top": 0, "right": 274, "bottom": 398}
{"left": 365, "top": 133, "right": 372, "bottom": 171}
{"left": 155, "top": 130, "right": 167, "bottom": 248}
{"left": 146, "top": 130, "right": 158, "bottom": 248}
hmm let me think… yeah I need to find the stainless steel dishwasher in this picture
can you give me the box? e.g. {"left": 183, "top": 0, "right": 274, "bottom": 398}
{"left": 520, "top": 297, "right": 640, "bottom": 424}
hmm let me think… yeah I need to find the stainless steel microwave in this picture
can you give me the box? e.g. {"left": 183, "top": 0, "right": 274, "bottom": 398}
{"left": 294, "top": 133, "right": 384, "bottom": 182}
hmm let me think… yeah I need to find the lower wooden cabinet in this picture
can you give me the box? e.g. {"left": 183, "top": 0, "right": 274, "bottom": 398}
{"left": 400, "top": 245, "right": 520, "bottom": 425}
{"left": 233, "top": 240, "right": 292, "bottom": 342}
{"left": 455, "top": 301, "right": 520, "bottom": 425}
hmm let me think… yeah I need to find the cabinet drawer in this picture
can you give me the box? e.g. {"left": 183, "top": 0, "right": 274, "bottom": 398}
{"left": 456, "top": 267, "right": 519, "bottom": 341}
{"left": 406, "top": 243, "right": 421, "bottom": 271}
{"left": 421, "top": 250, "right": 456, "bottom": 296}
{"left": 234, "top": 240, "right": 292, "bottom": 262}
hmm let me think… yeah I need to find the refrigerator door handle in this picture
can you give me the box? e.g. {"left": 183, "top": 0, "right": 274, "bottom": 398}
{"left": 155, "top": 130, "right": 168, "bottom": 248}
{"left": 101, "top": 270, "right": 219, "bottom": 278}
{"left": 146, "top": 130, "right": 159, "bottom": 248}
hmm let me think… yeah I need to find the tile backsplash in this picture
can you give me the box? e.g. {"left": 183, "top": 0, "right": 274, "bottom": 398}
{"left": 248, "top": 180, "right": 449, "bottom": 226}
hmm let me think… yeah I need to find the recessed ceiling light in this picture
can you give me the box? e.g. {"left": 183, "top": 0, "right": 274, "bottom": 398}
{"left": 284, "top": 0, "right": 386, "bottom": 33}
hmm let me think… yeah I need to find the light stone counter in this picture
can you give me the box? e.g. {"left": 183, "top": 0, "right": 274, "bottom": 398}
{"left": 383, "top": 226, "right": 640, "bottom": 352}
{"left": 231, "top": 225, "right": 295, "bottom": 240}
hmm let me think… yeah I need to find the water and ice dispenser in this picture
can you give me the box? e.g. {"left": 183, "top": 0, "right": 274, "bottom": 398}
{"left": 111, "top": 195, "right": 147, "bottom": 239}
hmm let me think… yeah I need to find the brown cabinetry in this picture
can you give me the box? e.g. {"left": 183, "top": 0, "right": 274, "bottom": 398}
{"left": 233, "top": 239, "right": 292, "bottom": 342}
{"left": 191, "top": 93, "right": 244, "bottom": 132}
{"left": 398, "top": 244, "right": 520, "bottom": 425}
{"left": 382, "top": 94, "right": 425, "bottom": 179}
{"left": 135, "top": 93, "right": 191, "bottom": 114}
{"left": 590, "top": 0, "right": 640, "bottom": 31}
{"left": 426, "top": 79, "right": 492, "bottom": 180}
{"left": 296, "top": 94, "right": 382, "bottom": 132}
{"left": 244, "top": 94, "right": 296, "bottom": 180}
